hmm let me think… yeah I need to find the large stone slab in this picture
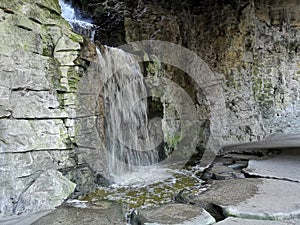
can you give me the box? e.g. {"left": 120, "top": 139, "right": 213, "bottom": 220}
{"left": 31, "top": 201, "right": 126, "bottom": 225}
{"left": 181, "top": 178, "right": 300, "bottom": 220}
{"left": 243, "top": 149, "right": 300, "bottom": 182}
{"left": 0, "top": 119, "right": 68, "bottom": 152}
{"left": 215, "top": 217, "right": 300, "bottom": 225}
{"left": 0, "top": 151, "right": 74, "bottom": 177}
{"left": 131, "top": 204, "right": 215, "bottom": 225}
{"left": 0, "top": 54, "right": 53, "bottom": 91}
{"left": 10, "top": 91, "right": 68, "bottom": 119}
{"left": 0, "top": 0, "right": 89, "bottom": 218}
{"left": 222, "top": 134, "right": 300, "bottom": 152}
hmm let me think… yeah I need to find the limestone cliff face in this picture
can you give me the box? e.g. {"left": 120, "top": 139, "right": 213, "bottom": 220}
{"left": 0, "top": 0, "right": 299, "bottom": 217}
{"left": 128, "top": 0, "right": 300, "bottom": 144}
{"left": 75, "top": 0, "right": 300, "bottom": 145}
{"left": 0, "top": 0, "right": 103, "bottom": 216}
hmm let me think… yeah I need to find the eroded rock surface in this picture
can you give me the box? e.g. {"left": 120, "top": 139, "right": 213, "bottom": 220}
{"left": 0, "top": 0, "right": 103, "bottom": 217}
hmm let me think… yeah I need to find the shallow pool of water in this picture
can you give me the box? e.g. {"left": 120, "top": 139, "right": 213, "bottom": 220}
{"left": 82, "top": 166, "right": 206, "bottom": 209}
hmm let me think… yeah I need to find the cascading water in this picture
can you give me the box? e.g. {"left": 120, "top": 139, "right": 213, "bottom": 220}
{"left": 59, "top": 0, "right": 96, "bottom": 40}
{"left": 96, "top": 47, "right": 161, "bottom": 184}
{"left": 59, "top": 0, "right": 163, "bottom": 184}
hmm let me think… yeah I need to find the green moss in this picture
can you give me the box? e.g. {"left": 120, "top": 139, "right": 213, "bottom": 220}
{"left": 58, "top": 122, "right": 74, "bottom": 148}
{"left": 253, "top": 67, "right": 259, "bottom": 76}
{"left": 146, "top": 59, "right": 161, "bottom": 77}
{"left": 163, "top": 132, "right": 181, "bottom": 157}
{"left": 252, "top": 77, "right": 262, "bottom": 97}
{"left": 81, "top": 170, "right": 202, "bottom": 209}
{"left": 165, "top": 132, "right": 181, "bottom": 149}
{"left": 69, "top": 33, "right": 84, "bottom": 43}
{"left": 48, "top": 58, "right": 68, "bottom": 92}
{"left": 264, "top": 82, "right": 272, "bottom": 89}
{"left": 67, "top": 67, "right": 81, "bottom": 91}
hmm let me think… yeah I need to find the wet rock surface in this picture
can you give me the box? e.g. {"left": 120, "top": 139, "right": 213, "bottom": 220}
{"left": 131, "top": 203, "right": 215, "bottom": 225}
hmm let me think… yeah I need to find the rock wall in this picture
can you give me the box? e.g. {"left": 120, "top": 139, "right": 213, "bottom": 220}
{"left": 1, "top": 0, "right": 299, "bottom": 218}
{"left": 76, "top": 0, "right": 300, "bottom": 146}
{"left": 253, "top": 0, "right": 300, "bottom": 134}
{"left": 0, "top": 0, "right": 104, "bottom": 217}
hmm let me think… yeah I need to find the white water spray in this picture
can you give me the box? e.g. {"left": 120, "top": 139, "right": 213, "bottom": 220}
{"left": 96, "top": 47, "right": 161, "bottom": 184}
{"left": 59, "top": 0, "right": 96, "bottom": 41}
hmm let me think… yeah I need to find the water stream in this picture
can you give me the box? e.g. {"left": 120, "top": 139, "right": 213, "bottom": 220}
{"left": 59, "top": 0, "right": 96, "bottom": 40}
{"left": 96, "top": 46, "right": 160, "bottom": 184}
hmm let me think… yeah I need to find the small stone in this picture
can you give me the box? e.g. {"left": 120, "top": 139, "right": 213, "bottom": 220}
{"left": 203, "top": 165, "right": 244, "bottom": 180}
{"left": 228, "top": 163, "right": 247, "bottom": 170}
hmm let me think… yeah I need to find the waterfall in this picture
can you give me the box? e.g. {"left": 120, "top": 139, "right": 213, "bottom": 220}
{"left": 59, "top": 0, "right": 161, "bottom": 184}
{"left": 97, "top": 47, "right": 159, "bottom": 183}
{"left": 59, "top": 0, "right": 96, "bottom": 41}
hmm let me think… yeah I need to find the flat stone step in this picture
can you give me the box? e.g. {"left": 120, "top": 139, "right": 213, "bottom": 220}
{"left": 31, "top": 201, "right": 126, "bottom": 225}
{"left": 178, "top": 178, "right": 300, "bottom": 221}
{"left": 243, "top": 149, "right": 300, "bottom": 182}
{"left": 222, "top": 134, "right": 300, "bottom": 152}
{"left": 130, "top": 203, "right": 215, "bottom": 225}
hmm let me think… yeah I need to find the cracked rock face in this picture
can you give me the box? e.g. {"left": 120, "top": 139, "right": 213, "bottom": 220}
{"left": 76, "top": 0, "right": 300, "bottom": 145}
{"left": 0, "top": 0, "right": 103, "bottom": 217}
{"left": 1, "top": 0, "right": 300, "bottom": 222}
